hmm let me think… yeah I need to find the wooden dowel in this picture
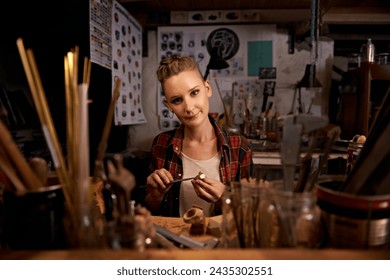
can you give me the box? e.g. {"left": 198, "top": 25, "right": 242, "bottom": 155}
{"left": 83, "top": 57, "right": 88, "bottom": 85}
{"left": 0, "top": 144, "right": 26, "bottom": 193}
{"left": 69, "top": 51, "right": 80, "bottom": 196}
{"left": 230, "top": 82, "right": 235, "bottom": 119}
{"left": 86, "top": 58, "right": 91, "bottom": 86}
{"left": 77, "top": 84, "right": 90, "bottom": 210}
{"left": 93, "top": 78, "right": 121, "bottom": 181}
{"left": 0, "top": 120, "right": 43, "bottom": 190}
{"left": 64, "top": 56, "right": 73, "bottom": 181}
{"left": 16, "top": 38, "right": 75, "bottom": 225}
{"left": 16, "top": 39, "right": 45, "bottom": 123}
{"left": 214, "top": 79, "right": 230, "bottom": 127}
{"left": 65, "top": 52, "right": 76, "bottom": 195}
{"left": 17, "top": 38, "right": 69, "bottom": 190}
{"left": 73, "top": 47, "right": 79, "bottom": 92}
{"left": 26, "top": 50, "right": 70, "bottom": 188}
{"left": 83, "top": 56, "right": 91, "bottom": 86}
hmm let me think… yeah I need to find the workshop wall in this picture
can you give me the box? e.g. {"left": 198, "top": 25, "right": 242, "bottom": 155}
{"left": 127, "top": 28, "right": 334, "bottom": 152}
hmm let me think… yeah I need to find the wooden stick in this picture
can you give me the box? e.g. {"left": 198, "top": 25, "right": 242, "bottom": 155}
{"left": 26, "top": 49, "right": 70, "bottom": 190}
{"left": 214, "top": 79, "right": 230, "bottom": 127}
{"left": 76, "top": 84, "right": 90, "bottom": 218}
{"left": 73, "top": 47, "right": 79, "bottom": 92}
{"left": 83, "top": 57, "right": 88, "bottom": 84}
{"left": 0, "top": 120, "right": 43, "bottom": 190}
{"left": 16, "top": 39, "right": 45, "bottom": 124}
{"left": 0, "top": 144, "right": 26, "bottom": 193}
{"left": 71, "top": 51, "right": 80, "bottom": 198}
{"left": 64, "top": 55, "right": 73, "bottom": 180}
{"left": 230, "top": 82, "right": 235, "bottom": 121}
{"left": 83, "top": 56, "right": 92, "bottom": 86}
{"left": 16, "top": 38, "right": 75, "bottom": 224}
{"left": 17, "top": 39, "right": 69, "bottom": 188}
{"left": 28, "top": 50, "right": 75, "bottom": 218}
{"left": 93, "top": 78, "right": 121, "bottom": 182}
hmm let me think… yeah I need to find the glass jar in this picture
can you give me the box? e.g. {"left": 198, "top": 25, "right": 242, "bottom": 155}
{"left": 222, "top": 180, "right": 323, "bottom": 248}
{"left": 221, "top": 180, "right": 276, "bottom": 248}
{"left": 268, "top": 183, "right": 323, "bottom": 248}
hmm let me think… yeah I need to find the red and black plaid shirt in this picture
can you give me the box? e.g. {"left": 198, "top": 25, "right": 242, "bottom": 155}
{"left": 148, "top": 115, "right": 253, "bottom": 216}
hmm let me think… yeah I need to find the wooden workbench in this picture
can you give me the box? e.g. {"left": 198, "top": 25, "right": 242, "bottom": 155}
{"left": 1, "top": 248, "right": 390, "bottom": 260}
{"left": 1, "top": 216, "right": 390, "bottom": 260}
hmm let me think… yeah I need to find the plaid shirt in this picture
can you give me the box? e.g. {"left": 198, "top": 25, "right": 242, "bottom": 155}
{"left": 148, "top": 115, "right": 253, "bottom": 217}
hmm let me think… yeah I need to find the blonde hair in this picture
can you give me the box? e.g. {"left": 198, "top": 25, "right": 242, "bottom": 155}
{"left": 156, "top": 55, "right": 203, "bottom": 84}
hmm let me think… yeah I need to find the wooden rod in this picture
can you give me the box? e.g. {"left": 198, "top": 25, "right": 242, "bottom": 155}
{"left": 0, "top": 144, "right": 27, "bottom": 193}
{"left": 26, "top": 49, "right": 70, "bottom": 191}
{"left": 0, "top": 120, "right": 43, "bottom": 190}
{"left": 64, "top": 55, "right": 73, "bottom": 182}
{"left": 16, "top": 38, "right": 75, "bottom": 224}
{"left": 93, "top": 78, "right": 121, "bottom": 181}
{"left": 83, "top": 56, "right": 92, "bottom": 86}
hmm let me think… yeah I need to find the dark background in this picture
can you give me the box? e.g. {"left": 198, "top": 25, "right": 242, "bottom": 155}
{"left": 0, "top": 0, "right": 129, "bottom": 172}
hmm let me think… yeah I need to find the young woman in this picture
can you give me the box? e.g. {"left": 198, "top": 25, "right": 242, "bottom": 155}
{"left": 144, "top": 55, "right": 252, "bottom": 217}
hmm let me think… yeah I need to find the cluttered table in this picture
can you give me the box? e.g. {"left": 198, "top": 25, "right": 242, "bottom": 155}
{"left": 2, "top": 248, "right": 390, "bottom": 260}
{"left": 1, "top": 216, "right": 390, "bottom": 260}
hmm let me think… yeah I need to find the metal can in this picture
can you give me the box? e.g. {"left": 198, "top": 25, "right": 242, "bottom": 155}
{"left": 361, "top": 38, "right": 375, "bottom": 63}
{"left": 317, "top": 175, "right": 390, "bottom": 249}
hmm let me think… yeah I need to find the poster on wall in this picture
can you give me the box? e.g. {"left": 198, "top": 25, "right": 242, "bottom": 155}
{"left": 111, "top": 0, "right": 145, "bottom": 125}
{"left": 157, "top": 25, "right": 275, "bottom": 130}
{"left": 89, "top": 0, "right": 146, "bottom": 125}
{"left": 90, "top": 0, "right": 112, "bottom": 69}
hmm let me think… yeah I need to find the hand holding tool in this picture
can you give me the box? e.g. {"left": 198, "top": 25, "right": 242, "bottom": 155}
{"left": 172, "top": 171, "right": 205, "bottom": 183}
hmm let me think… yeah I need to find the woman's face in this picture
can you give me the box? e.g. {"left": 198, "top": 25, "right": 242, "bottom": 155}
{"left": 163, "top": 69, "right": 211, "bottom": 128}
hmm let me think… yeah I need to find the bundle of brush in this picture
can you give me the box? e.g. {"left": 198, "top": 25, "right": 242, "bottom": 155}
{"left": 224, "top": 178, "right": 277, "bottom": 248}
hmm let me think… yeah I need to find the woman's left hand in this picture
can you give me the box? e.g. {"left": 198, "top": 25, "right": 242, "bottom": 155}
{"left": 192, "top": 177, "right": 225, "bottom": 203}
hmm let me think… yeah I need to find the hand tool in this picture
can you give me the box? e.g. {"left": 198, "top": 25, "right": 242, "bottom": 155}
{"left": 172, "top": 171, "right": 205, "bottom": 183}
{"left": 154, "top": 224, "right": 219, "bottom": 249}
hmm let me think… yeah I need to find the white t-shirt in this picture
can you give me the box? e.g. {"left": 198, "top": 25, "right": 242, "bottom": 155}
{"left": 179, "top": 152, "right": 221, "bottom": 217}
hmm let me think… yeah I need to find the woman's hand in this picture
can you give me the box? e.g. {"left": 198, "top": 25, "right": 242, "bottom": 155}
{"left": 192, "top": 176, "right": 226, "bottom": 203}
{"left": 146, "top": 168, "right": 174, "bottom": 198}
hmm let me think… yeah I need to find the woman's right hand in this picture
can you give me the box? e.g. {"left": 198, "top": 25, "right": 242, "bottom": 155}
{"left": 146, "top": 168, "right": 174, "bottom": 198}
